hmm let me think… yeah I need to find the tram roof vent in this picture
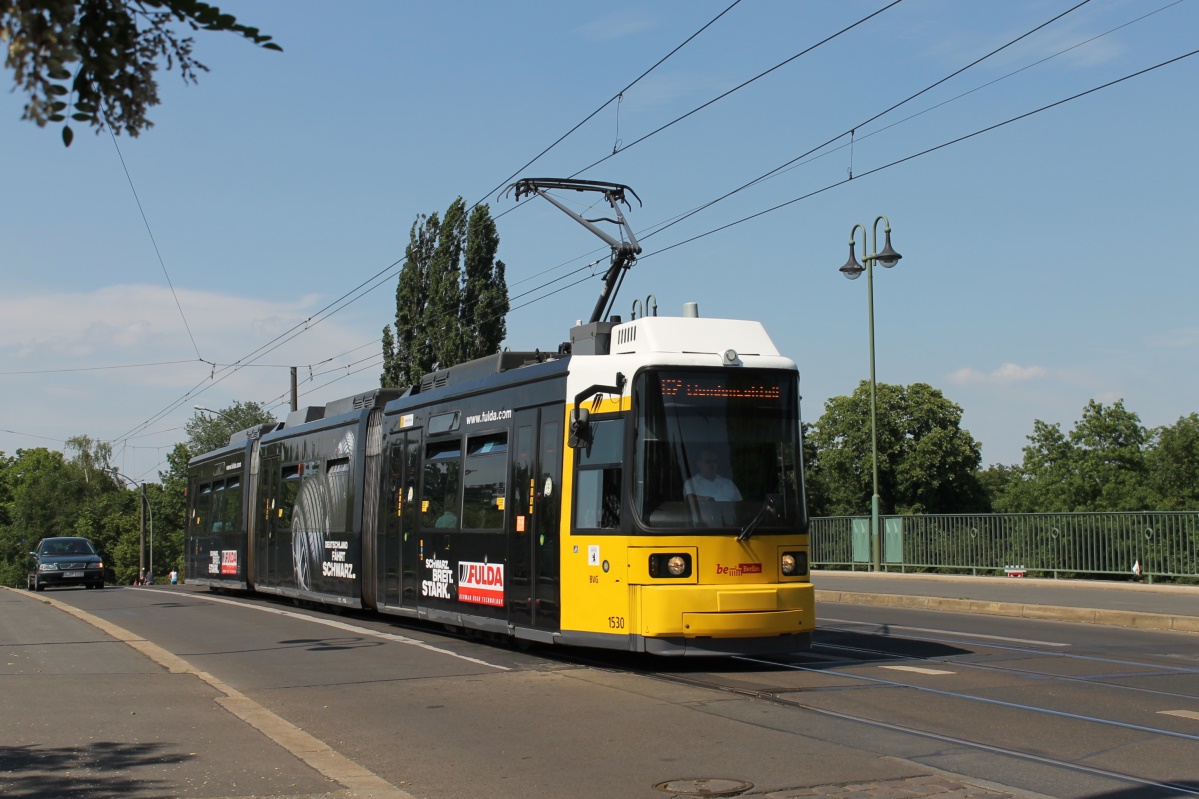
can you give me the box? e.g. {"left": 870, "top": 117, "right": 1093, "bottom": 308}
{"left": 285, "top": 405, "right": 325, "bottom": 428}
{"left": 611, "top": 317, "right": 780, "bottom": 356}
{"left": 418, "top": 350, "right": 555, "bottom": 394}
{"left": 324, "top": 388, "right": 405, "bottom": 418}
{"left": 228, "top": 421, "right": 283, "bottom": 447}
{"left": 569, "top": 320, "right": 616, "bottom": 356}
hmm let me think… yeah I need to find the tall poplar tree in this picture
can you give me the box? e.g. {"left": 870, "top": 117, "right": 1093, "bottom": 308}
{"left": 461, "top": 204, "right": 508, "bottom": 361}
{"left": 428, "top": 199, "right": 467, "bottom": 367}
{"left": 382, "top": 212, "right": 439, "bottom": 388}
{"left": 381, "top": 198, "right": 508, "bottom": 389}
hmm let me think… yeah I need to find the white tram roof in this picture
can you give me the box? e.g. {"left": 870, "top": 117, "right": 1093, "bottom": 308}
{"left": 611, "top": 316, "right": 780, "bottom": 357}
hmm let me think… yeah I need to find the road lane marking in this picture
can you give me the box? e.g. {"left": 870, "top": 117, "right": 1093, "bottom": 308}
{"left": 821, "top": 617, "right": 1069, "bottom": 647}
{"left": 1159, "top": 710, "right": 1199, "bottom": 721}
{"left": 879, "top": 665, "right": 955, "bottom": 675}
{"left": 143, "top": 587, "right": 511, "bottom": 671}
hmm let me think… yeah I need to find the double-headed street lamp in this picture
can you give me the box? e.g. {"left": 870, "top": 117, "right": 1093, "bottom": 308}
{"left": 838, "top": 215, "right": 902, "bottom": 572}
{"left": 107, "top": 467, "right": 154, "bottom": 582}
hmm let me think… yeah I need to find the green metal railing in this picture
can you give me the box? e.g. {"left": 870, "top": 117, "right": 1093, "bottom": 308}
{"left": 810, "top": 512, "right": 1199, "bottom": 580}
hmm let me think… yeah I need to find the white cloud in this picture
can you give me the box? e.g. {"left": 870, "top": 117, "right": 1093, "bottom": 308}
{"left": 0, "top": 283, "right": 380, "bottom": 475}
{"left": 948, "top": 363, "right": 1049, "bottom": 385}
{"left": 0, "top": 285, "right": 348, "bottom": 370}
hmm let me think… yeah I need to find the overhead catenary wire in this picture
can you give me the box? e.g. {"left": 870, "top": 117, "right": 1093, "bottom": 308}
{"left": 107, "top": 257, "right": 406, "bottom": 449}
{"left": 26, "top": 6, "right": 1187, "bottom": 462}
{"left": 58, "top": 0, "right": 1054, "bottom": 444}
{"left": 322, "top": 44, "right": 1199, "bottom": 368}
{"left": 259, "top": 40, "right": 1199, "bottom": 415}
{"left": 470, "top": 0, "right": 745, "bottom": 213}
{"left": 636, "top": 0, "right": 1101, "bottom": 243}
{"left": 489, "top": 0, "right": 907, "bottom": 226}
{"left": 99, "top": 100, "right": 207, "bottom": 364}
{"left": 639, "top": 47, "right": 1199, "bottom": 261}
{"left": 565, "top": 0, "right": 906, "bottom": 180}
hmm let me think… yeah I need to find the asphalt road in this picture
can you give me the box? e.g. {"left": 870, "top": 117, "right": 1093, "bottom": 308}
{"left": 4, "top": 582, "right": 1198, "bottom": 799}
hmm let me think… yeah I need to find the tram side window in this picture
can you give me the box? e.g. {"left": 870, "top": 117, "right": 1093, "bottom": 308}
{"left": 462, "top": 432, "right": 507, "bottom": 531}
{"left": 222, "top": 476, "right": 242, "bottom": 532}
{"left": 325, "top": 458, "right": 351, "bottom": 534}
{"left": 422, "top": 440, "right": 462, "bottom": 530}
{"left": 277, "top": 465, "right": 302, "bottom": 532}
{"left": 575, "top": 418, "right": 624, "bottom": 530}
{"left": 195, "top": 483, "right": 213, "bottom": 533}
{"left": 208, "top": 481, "right": 226, "bottom": 533}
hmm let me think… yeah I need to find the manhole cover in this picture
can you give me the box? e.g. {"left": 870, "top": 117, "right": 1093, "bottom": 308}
{"left": 654, "top": 777, "right": 754, "bottom": 797}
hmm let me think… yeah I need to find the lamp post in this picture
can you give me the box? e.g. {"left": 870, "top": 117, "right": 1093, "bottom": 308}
{"left": 108, "top": 468, "right": 154, "bottom": 583}
{"left": 194, "top": 405, "right": 237, "bottom": 424}
{"left": 838, "top": 215, "right": 902, "bottom": 572}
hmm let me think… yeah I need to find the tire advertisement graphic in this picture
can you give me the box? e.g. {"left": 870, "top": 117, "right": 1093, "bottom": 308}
{"left": 290, "top": 430, "right": 355, "bottom": 593}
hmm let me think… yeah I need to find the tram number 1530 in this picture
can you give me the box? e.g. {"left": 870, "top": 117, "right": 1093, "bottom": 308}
{"left": 608, "top": 616, "right": 626, "bottom": 629}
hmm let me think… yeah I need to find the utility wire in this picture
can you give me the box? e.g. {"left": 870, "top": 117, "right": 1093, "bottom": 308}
{"left": 716, "top": 0, "right": 1186, "bottom": 201}
{"left": 471, "top": 0, "right": 744, "bottom": 211}
{"left": 567, "top": 0, "right": 905, "bottom": 179}
{"left": 109, "top": 257, "right": 405, "bottom": 447}
{"left": 101, "top": 111, "right": 207, "bottom": 363}
{"left": 640, "top": 47, "right": 1199, "bottom": 260}
{"left": 488, "top": 0, "right": 905, "bottom": 225}
{"left": 0, "top": 358, "right": 200, "bottom": 375}
{"left": 639, "top": 0, "right": 1099, "bottom": 243}
{"left": 82, "top": 6, "right": 1188, "bottom": 454}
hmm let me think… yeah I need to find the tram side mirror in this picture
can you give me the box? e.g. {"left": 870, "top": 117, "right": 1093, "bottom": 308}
{"left": 568, "top": 407, "right": 591, "bottom": 449}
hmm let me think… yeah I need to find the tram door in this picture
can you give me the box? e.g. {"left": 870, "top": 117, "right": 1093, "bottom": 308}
{"left": 257, "top": 452, "right": 279, "bottom": 587}
{"left": 381, "top": 431, "right": 421, "bottom": 609}
{"left": 509, "top": 406, "right": 563, "bottom": 630}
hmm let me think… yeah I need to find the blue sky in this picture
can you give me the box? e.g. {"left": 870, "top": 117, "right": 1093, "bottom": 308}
{"left": 2, "top": 0, "right": 1197, "bottom": 482}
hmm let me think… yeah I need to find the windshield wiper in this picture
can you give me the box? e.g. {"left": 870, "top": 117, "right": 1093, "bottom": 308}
{"left": 737, "top": 494, "right": 781, "bottom": 541}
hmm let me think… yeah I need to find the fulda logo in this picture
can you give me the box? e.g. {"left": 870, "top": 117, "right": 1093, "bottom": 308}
{"left": 457, "top": 561, "right": 504, "bottom": 606}
{"left": 715, "top": 562, "right": 762, "bottom": 577}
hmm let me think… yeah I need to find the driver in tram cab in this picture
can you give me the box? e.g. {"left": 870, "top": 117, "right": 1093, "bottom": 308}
{"left": 684, "top": 449, "right": 741, "bottom": 525}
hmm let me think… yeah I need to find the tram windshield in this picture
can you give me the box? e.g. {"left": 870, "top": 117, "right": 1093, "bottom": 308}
{"left": 634, "top": 369, "right": 805, "bottom": 533}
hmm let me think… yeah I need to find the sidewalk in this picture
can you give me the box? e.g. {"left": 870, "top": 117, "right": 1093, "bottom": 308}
{"left": 813, "top": 569, "right": 1199, "bottom": 633}
{"left": 0, "top": 587, "right": 413, "bottom": 799}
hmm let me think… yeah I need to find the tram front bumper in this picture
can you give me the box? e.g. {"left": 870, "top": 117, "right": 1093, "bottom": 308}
{"left": 637, "top": 583, "right": 814, "bottom": 640}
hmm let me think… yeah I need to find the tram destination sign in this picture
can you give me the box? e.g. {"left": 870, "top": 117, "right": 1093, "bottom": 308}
{"left": 657, "top": 375, "right": 782, "bottom": 402}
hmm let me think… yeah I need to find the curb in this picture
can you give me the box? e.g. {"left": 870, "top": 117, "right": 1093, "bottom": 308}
{"left": 814, "top": 590, "right": 1199, "bottom": 634}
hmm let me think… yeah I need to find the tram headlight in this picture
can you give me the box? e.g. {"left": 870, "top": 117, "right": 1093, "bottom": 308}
{"left": 781, "top": 551, "right": 808, "bottom": 577}
{"left": 648, "top": 553, "right": 692, "bottom": 579}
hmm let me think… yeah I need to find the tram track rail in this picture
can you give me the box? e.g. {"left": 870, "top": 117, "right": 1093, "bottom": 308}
{"left": 149, "top": 587, "right": 1199, "bottom": 796}
{"left": 550, "top": 626, "right": 1199, "bottom": 798}
{"left": 815, "top": 621, "right": 1199, "bottom": 703}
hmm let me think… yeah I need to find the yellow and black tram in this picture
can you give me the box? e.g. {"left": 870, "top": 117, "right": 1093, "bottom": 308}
{"left": 187, "top": 309, "right": 814, "bottom": 655}
{"left": 187, "top": 178, "right": 813, "bottom": 655}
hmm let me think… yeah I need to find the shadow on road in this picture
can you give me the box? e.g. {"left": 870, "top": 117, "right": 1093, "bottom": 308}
{"left": 0, "top": 741, "right": 189, "bottom": 799}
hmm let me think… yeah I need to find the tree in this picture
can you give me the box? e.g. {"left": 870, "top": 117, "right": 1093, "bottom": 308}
{"left": 65, "top": 433, "right": 112, "bottom": 483}
{"left": 382, "top": 211, "right": 438, "bottom": 389}
{"left": 381, "top": 199, "right": 508, "bottom": 389}
{"left": 427, "top": 198, "right": 466, "bottom": 367}
{"left": 2, "top": 0, "right": 280, "bottom": 146}
{"left": 459, "top": 204, "right": 508, "bottom": 361}
{"left": 808, "top": 381, "right": 986, "bottom": 516}
{"left": 993, "top": 400, "right": 1152, "bottom": 513}
{"left": 185, "top": 400, "right": 276, "bottom": 455}
{"left": 1147, "top": 413, "right": 1199, "bottom": 510}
